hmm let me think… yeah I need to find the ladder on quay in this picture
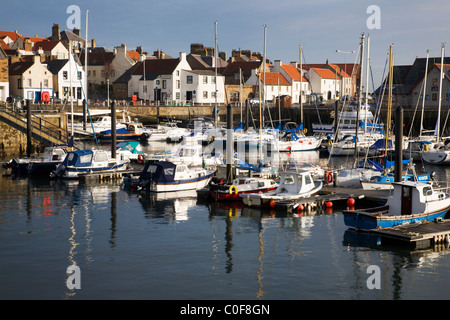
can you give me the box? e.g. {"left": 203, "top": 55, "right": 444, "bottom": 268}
{"left": 0, "top": 104, "right": 70, "bottom": 147}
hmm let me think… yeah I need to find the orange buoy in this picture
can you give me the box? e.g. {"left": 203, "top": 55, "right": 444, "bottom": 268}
{"left": 326, "top": 201, "right": 333, "bottom": 208}
{"left": 347, "top": 198, "right": 355, "bottom": 207}
{"left": 296, "top": 204, "right": 304, "bottom": 213}
{"left": 270, "top": 200, "right": 276, "bottom": 208}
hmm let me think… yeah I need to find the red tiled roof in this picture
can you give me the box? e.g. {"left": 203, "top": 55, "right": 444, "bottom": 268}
{"left": 313, "top": 67, "right": 339, "bottom": 79}
{"left": 328, "top": 64, "right": 350, "bottom": 78}
{"left": 127, "top": 50, "right": 140, "bottom": 62}
{"left": 0, "top": 30, "right": 21, "bottom": 42}
{"left": 260, "top": 72, "right": 290, "bottom": 85}
{"left": 0, "top": 40, "right": 9, "bottom": 50}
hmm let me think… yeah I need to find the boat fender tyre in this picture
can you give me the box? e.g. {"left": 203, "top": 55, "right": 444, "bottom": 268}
{"left": 229, "top": 185, "right": 238, "bottom": 194}
{"left": 326, "top": 172, "right": 333, "bottom": 184}
{"left": 424, "top": 144, "right": 428, "bottom": 151}
{"left": 138, "top": 154, "right": 144, "bottom": 164}
{"left": 328, "top": 140, "right": 333, "bottom": 146}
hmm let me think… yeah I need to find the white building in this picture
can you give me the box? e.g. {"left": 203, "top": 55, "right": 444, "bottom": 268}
{"left": 271, "top": 60, "right": 311, "bottom": 104}
{"left": 181, "top": 69, "right": 225, "bottom": 105}
{"left": 47, "top": 56, "right": 85, "bottom": 104}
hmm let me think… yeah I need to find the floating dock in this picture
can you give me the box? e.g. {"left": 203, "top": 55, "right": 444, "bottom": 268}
{"left": 78, "top": 169, "right": 141, "bottom": 183}
{"left": 369, "top": 219, "right": 450, "bottom": 249}
{"left": 274, "top": 185, "right": 391, "bottom": 213}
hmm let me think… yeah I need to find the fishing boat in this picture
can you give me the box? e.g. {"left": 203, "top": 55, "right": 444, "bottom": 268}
{"left": 240, "top": 170, "right": 323, "bottom": 207}
{"left": 136, "top": 161, "right": 215, "bottom": 192}
{"left": 164, "top": 143, "right": 223, "bottom": 167}
{"left": 343, "top": 181, "right": 450, "bottom": 231}
{"left": 51, "top": 149, "right": 130, "bottom": 179}
{"left": 209, "top": 177, "right": 278, "bottom": 201}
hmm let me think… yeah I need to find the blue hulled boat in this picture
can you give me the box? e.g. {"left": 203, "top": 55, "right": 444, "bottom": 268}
{"left": 343, "top": 181, "right": 450, "bottom": 231}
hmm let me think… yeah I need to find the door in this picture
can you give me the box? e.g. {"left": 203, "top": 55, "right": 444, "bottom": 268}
{"left": 401, "top": 186, "right": 412, "bottom": 215}
{"left": 186, "top": 91, "right": 192, "bottom": 102}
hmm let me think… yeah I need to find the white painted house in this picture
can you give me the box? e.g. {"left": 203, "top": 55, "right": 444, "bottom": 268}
{"left": 182, "top": 69, "right": 225, "bottom": 105}
{"left": 47, "top": 56, "right": 85, "bottom": 104}
{"left": 271, "top": 60, "right": 311, "bottom": 104}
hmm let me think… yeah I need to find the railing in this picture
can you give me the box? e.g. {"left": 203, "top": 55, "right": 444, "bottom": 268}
{"left": 0, "top": 104, "right": 70, "bottom": 146}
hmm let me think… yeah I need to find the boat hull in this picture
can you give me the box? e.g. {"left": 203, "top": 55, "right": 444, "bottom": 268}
{"left": 61, "top": 162, "right": 129, "bottom": 179}
{"left": 210, "top": 186, "right": 278, "bottom": 201}
{"left": 343, "top": 206, "right": 450, "bottom": 231}
{"left": 151, "top": 172, "right": 214, "bottom": 192}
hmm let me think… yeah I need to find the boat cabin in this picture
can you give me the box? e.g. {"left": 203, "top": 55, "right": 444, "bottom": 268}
{"left": 276, "top": 171, "right": 315, "bottom": 194}
{"left": 387, "top": 181, "right": 447, "bottom": 216}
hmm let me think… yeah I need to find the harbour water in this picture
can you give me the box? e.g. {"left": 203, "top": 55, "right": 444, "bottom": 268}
{"left": 1, "top": 143, "right": 450, "bottom": 302}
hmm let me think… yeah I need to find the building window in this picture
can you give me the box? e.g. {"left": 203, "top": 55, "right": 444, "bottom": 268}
{"left": 77, "top": 87, "right": 81, "bottom": 99}
{"left": 44, "top": 79, "right": 48, "bottom": 87}
{"left": 212, "top": 77, "right": 216, "bottom": 84}
{"left": 63, "top": 71, "right": 68, "bottom": 80}
{"left": 28, "top": 79, "right": 32, "bottom": 87}
{"left": 162, "top": 80, "right": 166, "bottom": 89}
{"left": 203, "top": 91, "right": 208, "bottom": 99}
{"left": 77, "top": 72, "right": 82, "bottom": 80}
{"left": 177, "top": 80, "right": 180, "bottom": 89}
{"left": 187, "top": 75, "right": 193, "bottom": 84}
{"left": 156, "top": 80, "right": 160, "bottom": 86}
{"left": 176, "top": 92, "right": 180, "bottom": 100}
{"left": 203, "top": 76, "right": 208, "bottom": 84}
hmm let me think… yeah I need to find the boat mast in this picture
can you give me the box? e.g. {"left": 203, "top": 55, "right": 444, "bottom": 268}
{"left": 385, "top": 44, "right": 394, "bottom": 173}
{"left": 355, "top": 33, "right": 365, "bottom": 159}
{"left": 84, "top": 10, "right": 88, "bottom": 127}
{"left": 299, "top": 44, "right": 303, "bottom": 126}
{"left": 437, "top": 43, "right": 444, "bottom": 142}
{"left": 420, "top": 49, "right": 429, "bottom": 137}
{"left": 259, "top": 25, "right": 267, "bottom": 167}
{"left": 69, "top": 42, "right": 74, "bottom": 137}
{"left": 214, "top": 21, "right": 218, "bottom": 129}
{"left": 364, "top": 35, "right": 370, "bottom": 129}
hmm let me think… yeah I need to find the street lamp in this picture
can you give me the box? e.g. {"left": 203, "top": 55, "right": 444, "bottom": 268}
{"left": 336, "top": 50, "right": 355, "bottom": 102}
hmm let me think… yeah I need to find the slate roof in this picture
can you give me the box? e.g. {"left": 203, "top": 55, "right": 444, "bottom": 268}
{"left": 9, "top": 61, "right": 34, "bottom": 75}
{"left": 46, "top": 59, "right": 68, "bottom": 74}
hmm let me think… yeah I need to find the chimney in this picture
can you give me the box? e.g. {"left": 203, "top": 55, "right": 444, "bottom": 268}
{"left": 73, "top": 28, "right": 80, "bottom": 36}
{"left": 91, "top": 39, "right": 96, "bottom": 48}
{"left": 24, "top": 38, "right": 32, "bottom": 51}
{"left": 179, "top": 52, "right": 186, "bottom": 61}
{"left": 136, "top": 46, "right": 143, "bottom": 55}
{"left": 52, "top": 23, "right": 60, "bottom": 41}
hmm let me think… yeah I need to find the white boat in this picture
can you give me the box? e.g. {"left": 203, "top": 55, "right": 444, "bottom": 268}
{"left": 312, "top": 103, "right": 381, "bottom": 135}
{"left": 137, "top": 161, "right": 215, "bottom": 192}
{"left": 275, "top": 122, "right": 322, "bottom": 152}
{"left": 208, "top": 177, "right": 278, "bottom": 201}
{"left": 164, "top": 143, "right": 222, "bottom": 167}
{"left": 328, "top": 132, "right": 384, "bottom": 156}
{"left": 240, "top": 170, "right": 323, "bottom": 208}
{"left": 3, "top": 146, "right": 69, "bottom": 178}
{"left": 140, "top": 122, "right": 189, "bottom": 142}
{"left": 421, "top": 139, "right": 450, "bottom": 165}
{"left": 51, "top": 149, "right": 130, "bottom": 179}
{"left": 70, "top": 110, "right": 130, "bottom": 135}
{"left": 343, "top": 181, "right": 450, "bottom": 231}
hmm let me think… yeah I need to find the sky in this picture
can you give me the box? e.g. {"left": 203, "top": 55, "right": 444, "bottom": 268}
{"left": 3, "top": 0, "right": 450, "bottom": 89}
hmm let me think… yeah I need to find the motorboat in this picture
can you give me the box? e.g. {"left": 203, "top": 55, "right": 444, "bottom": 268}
{"left": 51, "top": 149, "right": 130, "bottom": 179}
{"left": 343, "top": 181, "right": 450, "bottom": 231}
{"left": 135, "top": 161, "right": 215, "bottom": 192}
{"left": 208, "top": 177, "right": 278, "bottom": 201}
{"left": 360, "top": 172, "right": 431, "bottom": 190}
{"left": 3, "top": 146, "right": 69, "bottom": 178}
{"left": 240, "top": 170, "right": 322, "bottom": 207}
{"left": 116, "top": 141, "right": 144, "bottom": 162}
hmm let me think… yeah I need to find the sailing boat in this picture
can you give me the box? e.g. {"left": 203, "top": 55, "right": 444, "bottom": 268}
{"left": 421, "top": 44, "right": 450, "bottom": 164}
{"left": 332, "top": 34, "right": 384, "bottom": 187}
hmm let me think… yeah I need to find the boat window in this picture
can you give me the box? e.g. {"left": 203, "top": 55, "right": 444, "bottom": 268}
{"left": 304, "top": 175, "right": 312, "bottom": 185}
{"left": 423, "top": 186, "right": 432, "bottom": 196}
{"left": 284, "top": 175, "right": 295, "bottom": 185}
{"left": 79, "top": 154, "right": 92, "bottom": 164}
{"left": 94, "top": 152, "right": 108, "bottom": 162}
{"left": 297, "top": 175, "right": 303, "bottom": 186}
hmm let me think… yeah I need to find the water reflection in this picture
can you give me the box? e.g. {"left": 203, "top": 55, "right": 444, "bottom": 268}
{"left": 138, "top": 190, "right": 198, "bottom": 222}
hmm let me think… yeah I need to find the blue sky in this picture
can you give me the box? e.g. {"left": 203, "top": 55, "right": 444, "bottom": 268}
{"left": 3, "top": 0, "right": 450, "bottom": 89}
